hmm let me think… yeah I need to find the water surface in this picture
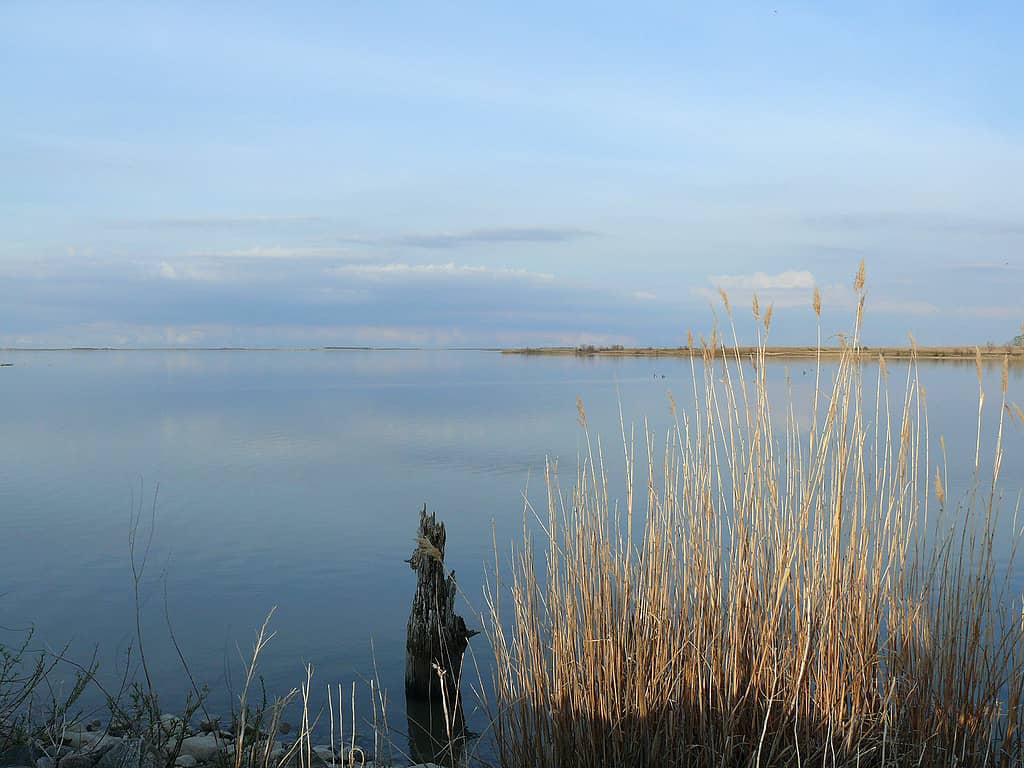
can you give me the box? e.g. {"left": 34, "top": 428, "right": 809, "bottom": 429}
{"left": 1, "top": 350, "right": 1021, "bottom": 746}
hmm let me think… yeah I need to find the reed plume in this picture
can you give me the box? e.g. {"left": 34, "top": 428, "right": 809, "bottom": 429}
{"left": 485, "top": 268, "right": 1022, "bottom": 767}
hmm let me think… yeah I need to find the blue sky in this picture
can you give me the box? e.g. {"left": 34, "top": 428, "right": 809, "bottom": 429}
{"left": 1, "top": 1, "right": 1021, "bottom": 347}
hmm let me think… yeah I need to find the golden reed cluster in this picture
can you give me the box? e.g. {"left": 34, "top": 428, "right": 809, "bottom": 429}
{"left": 485, "top": 265, "right": 1024, "bottom": 767}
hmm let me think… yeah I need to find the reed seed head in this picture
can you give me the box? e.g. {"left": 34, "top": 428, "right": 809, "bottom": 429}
{"left": 487, "top": 286, "right": 1024, "bottom": 768}
{"left": 813, "top": 286, "right": 822, "bottom": 319}
{"left": 718, "top": 287, "right": 731, "bottom": 316}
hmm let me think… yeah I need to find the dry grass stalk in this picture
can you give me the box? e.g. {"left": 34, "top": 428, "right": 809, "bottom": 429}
{"left": 227, "top": 612, "right": 396, "bottom": 768}
{"left": 485, "top": 273, "right": 1023, "bottom": 767}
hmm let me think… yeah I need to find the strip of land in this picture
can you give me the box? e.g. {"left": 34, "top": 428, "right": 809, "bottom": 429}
{"left": 502, "top": 345, "right": 1024, "bottom": 361}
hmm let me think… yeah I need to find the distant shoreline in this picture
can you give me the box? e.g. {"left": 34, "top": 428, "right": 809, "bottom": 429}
{"left": 1, "top": 345, "right": 1022, "bottom": 362}
{"left": 502, "top": 345, "right": 1024, "bottom": 361}
{"left": 0, "top": 345, "right": 498, "bottom": 352}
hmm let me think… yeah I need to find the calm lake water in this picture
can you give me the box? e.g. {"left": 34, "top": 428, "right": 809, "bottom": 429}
{"left": 2, "top": 350, "right": 1022, "bottom": 748}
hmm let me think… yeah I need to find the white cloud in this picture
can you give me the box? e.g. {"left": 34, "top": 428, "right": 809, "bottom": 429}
{"left": 691, "top": 270, "right": 939, "bottom": 316}
{"left": 327, "top": 262, "right": 555, "bottom": 282}
{"left": 337, "top": 226, "right": 597, "bottom": 249}
{"left": 0, "top": 322, "right": 632, "bottom": 349}
{"left": 949, "top": 260, "right": 1023, "bottom": 274}
{"left": 871, "top": 298, "right": 939, "bottom": 316}
{"left": 188, "top": 246, "right": 355, "bottom": 260}
{"left": 632, "top": 290, "right": 658, "bottom": 301}
{"left": 124, "top": 215, "right": 326, "bottom": 228}
{"left": 0, "top": 322, "right": 226, "bottom": 348}
{"left": 955, "top": 305, "right": 1023, "bottom": 319}
{"left": 693, "top": 270, "right": 820, "bottom": 309}
{"left": 158, "top": 261, "right": 221, "bottom": 282}
{"left": 163, "top": 327, "right": 208, "bottom": 345}
{"left": 712, "top": 270, "right": 816, "bottom": 293}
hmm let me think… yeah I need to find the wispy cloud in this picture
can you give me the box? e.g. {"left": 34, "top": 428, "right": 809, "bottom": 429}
{"left": 327, "top": 262, "right": 555, "bottom": 282}
{"left": 803, "top": 212, "right": 1024, "bottom": 236}
{"left": 871, "top": 298, "right": 939, "bottom": 315}
{"left": 692, "top": 270, "right": 817, "bottom": 310}
{"left": 713, "top": 270, "right": 816, "bottom": 293}
{"left": 158, "top": 261, "right": 221, "bottom": 282}
{"left": 0, "top": 322, "right": 223, "bottom": 348}
{"left": 335, "top": 226, "right": 597, "bottom": 249}
{"left": 120, "top": 215, "right": 326, "bottom": 229}
{"left": 0, "top": 322, "right": 633, "bottom": 349}
{"left": 949, "top": 260, "right": 1022, "bottom": 273}
{"left": 187, "top": 246, "right": 356, "bottom": 260}
{"left": 692, "top": 270, "right": 939, "bottom": 316}
{"left": 954, "top": 305, "right": 1023, "bottom": 319}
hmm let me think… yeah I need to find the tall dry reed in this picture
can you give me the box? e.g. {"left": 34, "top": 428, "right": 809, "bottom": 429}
{"left": 485, "top": 266, "right": 1024, "bottom": 767}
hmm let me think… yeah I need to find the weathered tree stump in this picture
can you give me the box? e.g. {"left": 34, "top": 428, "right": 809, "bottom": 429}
{"left": 405, "top": 506, "right": 477, "bottom": 711}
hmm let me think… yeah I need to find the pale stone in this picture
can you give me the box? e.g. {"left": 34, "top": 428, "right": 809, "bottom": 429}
{"left": 82, "top": 737, "right": 121, "bottom": 757}
{"left": 61, "top": 733, "right": 95, "bottom": 750}
{"left": 94, "top": 740, "right": 159, "bottom": 768}
{"left": 264, "top": 741, "right": 288, "bottom": 763}
{"left": 311, "top": 746, "right": 335, "bottom": 765}
{"left": 177, "top": 735, "right": 222, "bottom": 763}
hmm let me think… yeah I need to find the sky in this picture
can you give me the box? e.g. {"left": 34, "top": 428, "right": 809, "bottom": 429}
{"left": 1, "top": 1, "right": 1022, "bottom": 348}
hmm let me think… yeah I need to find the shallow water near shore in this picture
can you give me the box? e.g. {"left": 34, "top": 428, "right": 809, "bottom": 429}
{"left": 2, "top": 349, "right": 1023, "bottom": 752}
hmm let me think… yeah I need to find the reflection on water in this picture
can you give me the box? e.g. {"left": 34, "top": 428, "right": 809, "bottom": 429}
{"left": 1, "top": 350, "right": 1022, "bottom": 744}
{"left": 405, "top": 695, "right": 470, "bottom": 767}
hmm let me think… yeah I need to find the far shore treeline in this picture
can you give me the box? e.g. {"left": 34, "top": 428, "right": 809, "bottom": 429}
{"left": 504, "top": 343, "right": 1024, "bottom": 361}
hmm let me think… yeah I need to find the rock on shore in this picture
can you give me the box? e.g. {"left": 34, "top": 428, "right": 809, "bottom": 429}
{"left": 0, "top": 714, "right": 452, "bottom": 768}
